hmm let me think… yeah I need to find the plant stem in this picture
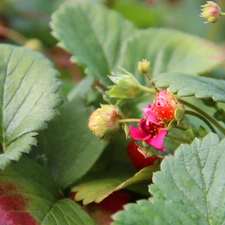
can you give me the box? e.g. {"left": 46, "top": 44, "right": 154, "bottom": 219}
{"left": 144, "top": 73, "right": 159, "bottom": 92}
{"left": 185, "top": 110, "right": 216, "bottom": 133}
{"left": 220, "top": 12, "right": 225, "bottom": 16}
{"left": 167, "top": 133, "right": 191, "bottom": 144}
{"left": 181, "top": 99, "right": 225, "bottom": 135}
{"left": 119, "top": 119, "right": 141, "bottom": 123}
{"left": 138, "top": 85, "right": 156, "bottom": 94}
{"left": 116, "top": 99, "right": 124, "bottom": 106}
{"left": 176, "top": 122, "right": 189, "bottom": 130}
{"left": 2, "top": 143, "right": 6, "bottom": 153}
{"left": 0, "top": 25, "right": 27, "bottom": 45}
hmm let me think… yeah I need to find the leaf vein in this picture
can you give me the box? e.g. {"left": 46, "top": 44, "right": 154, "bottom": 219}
{"left": 4, "top": 55, "right": 36, "bottom": 110}
{"left": 80, "top": 4, "right": 110, "bottom": 74}
{"left": 169, "top": 156, "right": 206, "bottom": 220}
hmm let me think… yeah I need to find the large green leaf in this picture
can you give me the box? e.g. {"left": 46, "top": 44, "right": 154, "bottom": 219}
{"left": 50, "top": 2, "right": 136, "bottom": 85}
{"left": 119, "top": 28, "right": 224, "bottom": 84}
{"left": 154, "top": 72, "right": 225, "bottom": 102}
{"left": 42, "top": 199, "right": 97, "bottom": 225}
{"left": 0, "top": 44, "right": 62, "bottom": 169}
{"left": 113, "top": 133, "right": 225, "bottom": 225}
{"left": 0, "top": 156, "right": 97, "bottom": 225}
{"left": 72, "top": 161, "right": 160, "bottom": 205}
{"left": 31, "top": 98, "right": 107, "bottom": 189}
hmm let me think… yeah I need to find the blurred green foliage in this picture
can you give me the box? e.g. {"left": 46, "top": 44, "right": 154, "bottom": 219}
{"left": 1, "top": 0, "right": 225, "bottom": 47}
{"left": 1, "top": 0, "right": 225, "bottom": 94}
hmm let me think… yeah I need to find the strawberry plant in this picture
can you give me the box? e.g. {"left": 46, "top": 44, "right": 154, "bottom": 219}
{"left": 1, "top": 0, "right": 225, "bottom": 224}
{"left": 126, "top": 141, "right": 159, "bottom": 171}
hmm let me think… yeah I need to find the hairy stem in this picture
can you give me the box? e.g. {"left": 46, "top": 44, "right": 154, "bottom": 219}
{"left": 0, "top": 25, "right": 27, "bottom": 45}
{"left": 138, "top": 85, "right": 156, "bottom": 94}
{"left": 176, "top": 122, "right": 189, "bottom": 130}
{"left": 185, "top": 110, "right": 216, "bottom": 133}
{"left": 144, "top": 73, "right": 159, "bottom": 92}
{"left": 182, "top": 99, "right": 225, "bottom": 135}
{"left": 119, "top": 119, "right": 141, "bottom": 123}
{"left": 167, "top": 133, "right": 191, "bottom": 144}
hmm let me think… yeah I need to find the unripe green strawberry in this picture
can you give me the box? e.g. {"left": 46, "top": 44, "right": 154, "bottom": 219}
{"left": 88, "top": 104, "right": 121, "bottom": 139}
{"left": 152, "top": 89, "right": 184, "bottom": 123}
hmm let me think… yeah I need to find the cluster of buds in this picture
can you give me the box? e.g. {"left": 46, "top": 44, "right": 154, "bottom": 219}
{"left": 88, "top": 89, "right": 184, "bottom": 151}
{"left": 200, "top": 1, "right": 224, "bottom": 23}
{"left": 88, "top": 60, "right": 185, "bottom": 153}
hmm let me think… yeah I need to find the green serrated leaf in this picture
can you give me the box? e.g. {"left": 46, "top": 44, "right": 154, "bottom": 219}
{"left": 72, "top": 161, "right": 160, "bottom": 205}
{"left": 31, "top": 98, "right": 107, "bottom": 189}
{"left": 154, "top": 72, "right": 225, "bottom": 102}
{"left": 113, "top": 133, "right": 225, "bottom": 225}
{"left": 0, "top": 156, "right": 97, "bottom": 225}
{"left": 0, "top": 44, "right": 63, "bottom": 169}
{"left": 50, "top": 2, "right": 136, "bottom": 85}
{"left": 119, "top": 28, "right": 224, "bottom": 84}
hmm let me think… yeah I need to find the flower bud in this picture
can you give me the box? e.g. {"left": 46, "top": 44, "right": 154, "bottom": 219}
{"left": 24, "top": 38, "right": 43, "bottom": 51}
{"left": 152, "top": 89, "right": 185, "bottom": 123}
{"left": 88, "top": 105, "right": 121, "bottom": 139}
{"left": 200, "top": 1, "right": 221, "bottom": 23}
{"left": 138, "top": 59, "right": 150, "bottom": 74}
{"left": 107, "top": 68, "right": 141, "bottom": 98}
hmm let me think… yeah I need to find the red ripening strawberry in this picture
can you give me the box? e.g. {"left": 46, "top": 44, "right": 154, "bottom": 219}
{"left": 126, "top": 141, "right": 159, "bottom": 171}
{"left": 152, "top": 89, "right": 184, "bottom": 123}
{"left": 70, "top": 191, "right": 130, "bottom": 224}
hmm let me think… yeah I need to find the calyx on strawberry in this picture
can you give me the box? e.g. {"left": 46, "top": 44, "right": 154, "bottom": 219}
{"left": 126, "top": 141, "right": 159, "bottom": 171}
{"left": 152, "top": 89, "right": 184, "bottom": 123}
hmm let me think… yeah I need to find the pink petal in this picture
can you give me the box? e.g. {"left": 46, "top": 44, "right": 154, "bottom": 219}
{"left": 139, "top": 118, "right": 148, "bottom": 130}
{"left": 142, "top": 106, "right": 159, "bottom": 124}
{"left": 130, "top": 126, "right": 150, "bottom": 141}
{"left": 146, "top": 129, "right": 168, "bottom": 151}
{"left": 147, "top": 104, "right": 153, "bottom": 109}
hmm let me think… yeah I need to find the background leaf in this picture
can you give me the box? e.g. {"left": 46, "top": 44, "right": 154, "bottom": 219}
{"left": 113, "top": 133, "right": 225, "bottom": 225}
{"left": 72, "top": 161, "right": 160, "bottom": 205}
{"left": 31, "top": 98, "right": 107, "bottom": 190}
{"left": 113, "top": 0, "right": 163, "bottom": 28}
{"left": 119, "top": 28, "right": 224, "bottom": 84}
{"left": 67, "top": 75, "right": 94, "bottom": 101}
{"left": 0, "top": 44, "right": 62, "bottom": 169}
{"left": 0, "top": 156, "right": 97, "bottom": 225}
{"left": 51, "top": 2, "right": 136, "bottom": 85}
{"left": 154, "top": 72, "right": 225, "bottom": 102}
{"left": 51, "top": 2, "right": 224, "bottom": 88}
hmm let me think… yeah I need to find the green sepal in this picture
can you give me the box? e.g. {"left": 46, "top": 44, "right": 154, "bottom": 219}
{"left": 174, "top": 102, "right": 185, "bottom": 122}
{"left": 123, "top": 123, "right": 130, "bottom": 139}
{"left": 107, "top": 68, "right": 141, "bottom": 99}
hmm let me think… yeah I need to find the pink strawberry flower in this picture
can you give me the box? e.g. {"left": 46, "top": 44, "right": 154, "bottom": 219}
{"left": 130, "top": 105, "right": 168, "bottom": 151}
